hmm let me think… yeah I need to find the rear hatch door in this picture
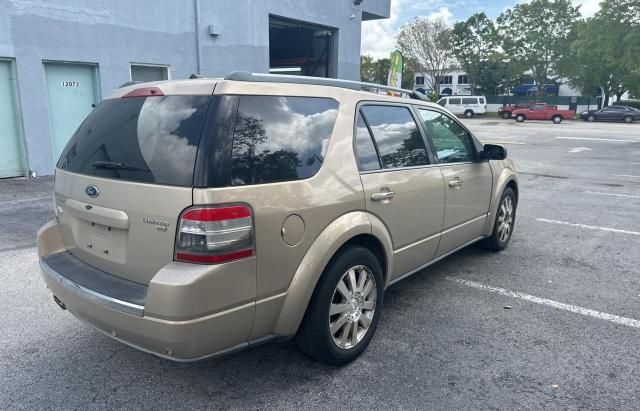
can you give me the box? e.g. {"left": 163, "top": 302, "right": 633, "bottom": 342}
{"left": 54, "top": 91, "right": 213, "bottom": 284}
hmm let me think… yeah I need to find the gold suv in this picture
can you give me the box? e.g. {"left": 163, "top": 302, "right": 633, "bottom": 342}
{"left": 37, "top": 72, "right": 518, "bottom": 365}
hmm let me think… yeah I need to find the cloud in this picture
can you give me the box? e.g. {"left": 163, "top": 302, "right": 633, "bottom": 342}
{"left": 361, "top": 0, "right": 454, "bottom": 60}
{"left": 573, "top": 0, "right": 600, "bottom": 17}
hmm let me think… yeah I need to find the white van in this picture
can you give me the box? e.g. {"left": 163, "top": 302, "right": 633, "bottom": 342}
{"left": 437, "top": 96, "right": 487, "bottom": 118}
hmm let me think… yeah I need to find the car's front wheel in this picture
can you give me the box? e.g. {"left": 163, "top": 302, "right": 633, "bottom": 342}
{"left": 587, "top": 114, "right": 596, "bottom": 122}
{"left": 296, "top": 246, "right": 383, "bottom": 365}
{"left": 464, "top": 109, "right": 474, "bottom": 118}
{"left": 479, "top": 187, "right": 517, "bottom": 251}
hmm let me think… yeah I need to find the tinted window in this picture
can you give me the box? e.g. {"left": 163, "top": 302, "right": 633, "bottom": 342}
{"left": 57, "top": 95, "right": 211, "bottom": 186}
{"left": 479, "top": 97, "right": 485, "bottom": 104}
{"left": 437, "top": 99, "right": 446, "bottom": 107}
{"left": 360, "top": 105, "right": 428, "bottom": 169}
{"left": 230, "top": 96, "right": 338, "bottom": 185}
{"left": 449, "top": 98, "right": 461, "bottom": 105}
{"left": 417, "top": 109, "right": 475, "bottom": 163}
{"left": 354, "top": 112, "right": 381, "bottom": 171}
{"left": 462, "top": 97, "right": 477, "bottom": 105}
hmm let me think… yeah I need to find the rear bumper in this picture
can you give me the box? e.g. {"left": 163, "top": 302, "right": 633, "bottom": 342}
{"left": 37, "top": 221, "right": 257, "bottom": 361}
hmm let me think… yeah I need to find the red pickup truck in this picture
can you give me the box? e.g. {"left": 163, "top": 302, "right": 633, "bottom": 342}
{"left": 512, "top": 103, "right": 575, "bottom": 124}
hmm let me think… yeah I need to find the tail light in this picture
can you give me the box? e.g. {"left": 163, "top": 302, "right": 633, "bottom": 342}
{"left": 175, "top": 205, "right": 254, "bottom": 264}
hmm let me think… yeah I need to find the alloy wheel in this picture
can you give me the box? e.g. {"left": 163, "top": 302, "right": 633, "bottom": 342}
{"left": 329, "top": 265, "right": 377, "bottom": 350}
{"left": 497, "top": 196, "right": 514, "bottom": 242}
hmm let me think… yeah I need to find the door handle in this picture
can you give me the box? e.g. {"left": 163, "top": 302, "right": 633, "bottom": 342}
{"left": 448, "top": 178, "right": 463, "bottom": 188}
{"left": 371, "top": 190, "right": 395, "bottom": 201}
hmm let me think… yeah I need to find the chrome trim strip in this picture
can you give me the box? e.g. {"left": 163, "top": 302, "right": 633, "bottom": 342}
{"left": 441, "top": 214, "right": 488, "bottom": 235}
{"left": 394, "top": 232, "right": 441, "bottom": 254}
{"left": 39, "top": 258, "right": 145, "bottom": 317}
{"left": 387, "top": 236, "right": 484, "bottom": 287}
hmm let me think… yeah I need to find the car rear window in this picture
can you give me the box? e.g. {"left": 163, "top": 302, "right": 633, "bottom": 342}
{"left": 230, "top": 96, "right": 339, "bottom": 185}
{"left": 57, "top": 95, "right": 212, "bottom": 186}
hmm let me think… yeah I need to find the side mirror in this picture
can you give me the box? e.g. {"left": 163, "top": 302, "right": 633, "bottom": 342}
{"left": 480, "top": 144, "right": 507, "bottom": 161}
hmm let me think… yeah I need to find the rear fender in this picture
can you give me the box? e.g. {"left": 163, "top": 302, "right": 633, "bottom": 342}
{"left": 272, "top": 211, "right": 393, "bottom": 336}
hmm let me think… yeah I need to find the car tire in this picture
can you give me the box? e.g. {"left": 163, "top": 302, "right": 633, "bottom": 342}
{"left": 502, "top": 112, "right": 511, "bottom": 119}
{"left": 587, "top": 114, "right": 596, "bottom": 122}
{"left": 552, "top": 115, "right": 563, "bottom": 124}
{"left": 624, "top": 115, "right": 633, "bottom": 123}
{"left": 515, "top": 114, "right": 525, "bottom": 122}
{"left": 296, "top": 245, "right": 384, "bottom": 365}
{"left": 479, "top": 187, "right": 517, "bottom": 251}
{"left": 464, "top": 110, "right": 474, "bottom": 118}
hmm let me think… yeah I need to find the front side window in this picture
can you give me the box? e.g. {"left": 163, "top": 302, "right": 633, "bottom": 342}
{"left": 417, "top": 109, "right": 476, "bottom": 164}
{"left": 437, "top": 98, "right": 446, "bottom": 107}
{"left": 532, "top": 104, "right": 545, "bottom": 111}
{"left": 230, "top": 96, "right": 339, "bottom": 185}
{"left": 360, "top": 105, "right": 428, "bottom": 169}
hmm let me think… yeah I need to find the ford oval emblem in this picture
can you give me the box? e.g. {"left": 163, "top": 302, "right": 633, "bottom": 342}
{"left": 85, "top": 185, "right": 100, "bottom": 198}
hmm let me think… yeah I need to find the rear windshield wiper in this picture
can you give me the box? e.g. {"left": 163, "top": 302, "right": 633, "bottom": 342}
{"left": 92, "top": 160, "right": 150, "bottom": 172}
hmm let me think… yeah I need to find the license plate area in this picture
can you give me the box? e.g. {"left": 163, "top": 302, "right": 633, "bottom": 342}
{"left": 74, "top": 218, "right": 128, "bottom": 264}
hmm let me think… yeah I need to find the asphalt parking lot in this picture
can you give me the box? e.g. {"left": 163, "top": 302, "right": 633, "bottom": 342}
{"left": 1, "top": 118, "right": 639, "bottom": 409}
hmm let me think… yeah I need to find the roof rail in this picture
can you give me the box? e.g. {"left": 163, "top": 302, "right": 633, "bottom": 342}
{"left": 224, "top": 71, "right": 428, "bottom": 101}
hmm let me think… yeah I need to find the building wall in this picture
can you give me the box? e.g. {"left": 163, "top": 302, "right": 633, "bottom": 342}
{"left": 414, "top": 70, "right": 472, "bottom": 95}
{"left": 1, "top": 0, "right": 390, "bottom": 176}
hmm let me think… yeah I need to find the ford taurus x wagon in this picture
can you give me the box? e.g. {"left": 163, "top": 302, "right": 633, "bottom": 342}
{"left": 37, "top": 72, "right": 518, "bottom": 365}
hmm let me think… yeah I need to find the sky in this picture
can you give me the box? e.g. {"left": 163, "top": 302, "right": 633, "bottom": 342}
{"left": 361, "top": 0, "right": 602, "bottom": 59}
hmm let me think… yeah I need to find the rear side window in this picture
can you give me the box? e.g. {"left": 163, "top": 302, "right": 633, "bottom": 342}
{"left": 230, "top": 96, "right": 338, "bottom": 185}
{"left": 462, "top": 97, "right": 477, "bottom": 105}
{"left": 354, "top": 112, "right": 381, "bottom": 171}
{"left": 449, "top": 98, "right": 461, "bottom": 105}
{"left": 360, "top": 105, "right": 428, "bottom": 169}
{"left": 57, "top": 96, "right": 211, "bottom": 186}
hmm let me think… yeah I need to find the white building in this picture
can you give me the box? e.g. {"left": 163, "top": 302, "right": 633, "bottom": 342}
{"left": 414, "top": 69, "right": 471, "bottom": 95}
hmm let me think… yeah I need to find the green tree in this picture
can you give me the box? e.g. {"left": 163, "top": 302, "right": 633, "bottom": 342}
{"left": 360, "top": 55, "right": 390, "bottom": 85}
{"left": 558, "top": 0, "right": 640, "bottom": 105}
{"left": 498, "top": 0, "right": 580, "bottom": 95}
{"left": 452, "top": 13, "right": 499, "bottom": 93}
{"left": 396, "top": 17, "right": 454, "bottom": 94}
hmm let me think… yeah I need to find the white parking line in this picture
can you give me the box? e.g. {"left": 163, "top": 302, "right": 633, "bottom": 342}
{"left": 614, "top": 174, "right": 640, "bottom": 178}
{"left": 482, "top": 141, "right": 527, "bottom": 145}
{"left": 447, "top": 277, "right": 640, "bottom": 329}
{"left": 556, "top": 137, "right": 638, "bottom": 143}
{"left": 585, "top": 191, "right": 640, "bottom": 199}
{"left": 0, "top": 196, "right": 51, "bottom": 205}
{"left": 536, "top": 218, "right": 640, "bottom": 236}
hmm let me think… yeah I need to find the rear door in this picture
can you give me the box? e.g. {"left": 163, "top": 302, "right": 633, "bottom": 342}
{"left": 415, "top": 107, "right": 492, "bottom": 255}
{"left": 54, "top": 93, "right": 213, "bottom": 284}
{"left": 357, "top": 104, "right": 445, "bottom": 279}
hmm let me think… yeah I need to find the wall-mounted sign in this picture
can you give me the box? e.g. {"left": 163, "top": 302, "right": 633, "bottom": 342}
{"left": 60, "top": 81, "right": 80, "bottom": 87}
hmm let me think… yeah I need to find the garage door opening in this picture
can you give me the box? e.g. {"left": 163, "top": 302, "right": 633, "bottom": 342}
{"left": 269, "top": 16, "right": 336, "bottom": 78}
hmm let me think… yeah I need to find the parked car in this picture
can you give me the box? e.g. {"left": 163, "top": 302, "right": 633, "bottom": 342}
{"left": 37, "top": 72, "right": 518, "bottom": 365}
{"left": 436, "top": 95, "right": 487, "bottom": 118}
{"left": 497, "top": 102, "right": 537, "bottom": 119}
{"left": 580, "top": 106, "right": 640, "bottom": 123}
{"left": 512, "top": 103, "right": 575, "bottom": 123}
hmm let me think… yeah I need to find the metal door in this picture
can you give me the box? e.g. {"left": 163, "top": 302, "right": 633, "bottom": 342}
{"left": 44, "top": 62, "right": 98, "bottom": 161}
{"left": 0, "top": 60, "right": 25, "bottom": 177}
